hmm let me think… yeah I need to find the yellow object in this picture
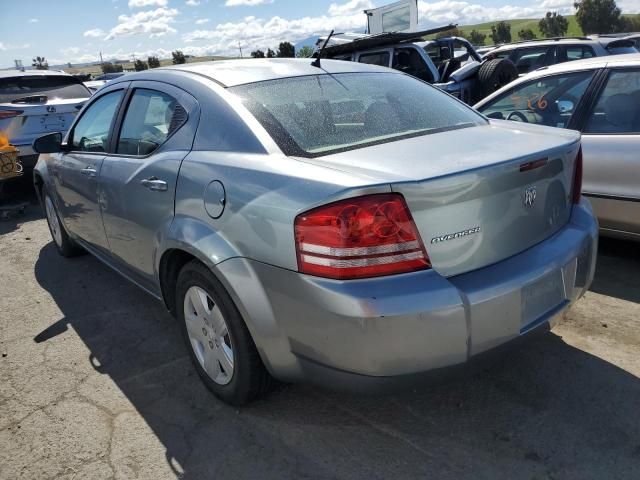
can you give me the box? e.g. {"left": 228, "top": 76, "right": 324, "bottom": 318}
{"left": 0, "top": 132, "right": 21, "bottom": 180}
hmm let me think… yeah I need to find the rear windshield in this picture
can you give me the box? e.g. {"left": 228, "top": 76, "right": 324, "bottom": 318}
{"left": 0, "top": 75, "right": 91, "bottom": 103}
{"left": 229, "top": 72, "right": 485, "bottom": 157}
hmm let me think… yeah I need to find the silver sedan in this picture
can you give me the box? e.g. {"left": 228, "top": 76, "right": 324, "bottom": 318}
{"left": 33, "top": 59, "right": 597, "bottom": 405}
{"left": 476, "top": 53, "right": 640, "bottom": 241}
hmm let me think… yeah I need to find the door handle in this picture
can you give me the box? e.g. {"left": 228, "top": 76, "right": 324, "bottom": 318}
{"left": 81, "top": 166, "right": 97, "bottom": 177}
{"left": 140, "top": 177, "right": 168, "bottom": 192}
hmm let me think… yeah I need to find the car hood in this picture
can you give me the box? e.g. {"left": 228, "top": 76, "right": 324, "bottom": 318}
{"left": 296, "top": 120, "right": 581, "bottom": 183}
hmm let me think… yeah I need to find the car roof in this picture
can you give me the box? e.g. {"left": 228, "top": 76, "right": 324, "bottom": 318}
{"left": 490, "top": 37, "right": 607, "bottom": 51}
{"left": 156, "top": 58, "right": 395, "bottom": 87}
{"left": 0, "top": 69, "right": 73, "bottom": 79}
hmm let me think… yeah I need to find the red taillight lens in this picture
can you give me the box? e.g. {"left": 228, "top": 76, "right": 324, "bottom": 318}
{"left": 294, "top": 193, "right": 431, "bottom": 280}
{"left": 0, "top": 110, "right": 23, "bottom": 119}
{"left": 572, "top": 146, "right": 583, "bottom": 204}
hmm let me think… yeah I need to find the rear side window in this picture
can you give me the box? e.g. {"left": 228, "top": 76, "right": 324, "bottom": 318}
{"left": 230, "top": 72, "right": 485, "bottom": 157}
{"left": 585, "top": 70, "right": 640, "bottom": 134}
{"left": 70, "top": 90, "right": 124, "bottom": 152}
{"left": 564, "top": 46, "right": 595, "bottom": 61}
{"left": 513, "top": 47, "right": 554, "bottom": 74}
{"left": 0, "top": 75, "right": 90, "bottom": 103}
{"left": 116, "top": 89, "right": 186, "bottom": 156}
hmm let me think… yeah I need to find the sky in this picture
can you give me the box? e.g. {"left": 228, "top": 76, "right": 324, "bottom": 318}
{"left": 2, "top": 0, "right": 640, "bottom": 68}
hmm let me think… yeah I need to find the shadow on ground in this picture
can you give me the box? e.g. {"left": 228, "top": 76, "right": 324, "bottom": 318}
{"left": 0, "top": 174, "right": 40, "bottom": 235}
{"left": 32, "top": 237, "right": 640, "bottom": 479}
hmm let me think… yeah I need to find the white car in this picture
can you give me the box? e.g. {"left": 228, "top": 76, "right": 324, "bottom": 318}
{"left": 0, "top": 70, "right": 91, "bottom": 169}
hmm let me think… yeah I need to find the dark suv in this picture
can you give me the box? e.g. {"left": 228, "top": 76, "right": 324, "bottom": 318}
{"left": 316, "top": 27, "right": 518, "bottom": 104}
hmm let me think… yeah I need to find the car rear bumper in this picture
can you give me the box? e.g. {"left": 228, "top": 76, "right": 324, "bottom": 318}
{"left": 216, "top": 198, "right": 598, "bottom": 390}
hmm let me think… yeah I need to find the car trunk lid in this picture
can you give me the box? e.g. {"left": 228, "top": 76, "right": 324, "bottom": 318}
{"left": 303, "top": 121, "right": 582, "bottom": 277}
{"left": 0, "top": 97, "right": 86, "bottom": 144}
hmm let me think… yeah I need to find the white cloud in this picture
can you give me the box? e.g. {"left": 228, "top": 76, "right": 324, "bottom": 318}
{"left": 128, "top": 0, "right": 168, "bottom": 7}
{"left": 105, "top": 7, "right": 179, "bottom": 40}
{"left": 28, "top": 18, "right": 39, "bottom": 23}
{"left": 540, "top": 0, "right": 573, "bottom": 9}
{"left": 83, "top": 28, "right": 106, "bottom": 38}
{"left": 60, "top": 47, "right": 81, "bottom": 56}
{"left": 0, "top": 42, "right": 30, "bottom": 50}
{"left": 225, "top": 0, "right": 274, "bottom": 6}
{"left": 184, "top": 0, "right": 372, "bottom": 54}
{"left": 195, "top": 18, "right": 210, "bottom": 24}
{"left": 186, "top": 0, "right": 201, "bottom": 5}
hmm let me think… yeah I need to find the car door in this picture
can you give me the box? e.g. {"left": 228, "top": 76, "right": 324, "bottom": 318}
{"left": 99, "top": 81, "right": 199, "bottom": 294}
{"left": 578, "top": 68, "right": 640, "bottom": 236}
{"left": 53, "top": 85, "right": 127, "bottom": 252}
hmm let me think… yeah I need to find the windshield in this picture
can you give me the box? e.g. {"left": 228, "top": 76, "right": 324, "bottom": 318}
{"left": 229, "top": 72, "right": 485, "bottom": 157}
{"left": 0, "top": 75, "right": 91, "bottom": 103}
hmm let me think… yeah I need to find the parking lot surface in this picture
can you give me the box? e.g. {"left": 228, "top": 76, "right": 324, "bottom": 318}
{"left": 1, "top": 200, "right": 639, "bottom": 480}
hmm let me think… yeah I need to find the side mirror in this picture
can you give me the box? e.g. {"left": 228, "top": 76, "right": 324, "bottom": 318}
{"left": 556, "top": 100, "right": 574, "bottom": 114}
{"left": 32, "top": 132, "right": 63, "bottom": 154}
{"left": 486, "top": 111, "right": 505, "bottom": 120}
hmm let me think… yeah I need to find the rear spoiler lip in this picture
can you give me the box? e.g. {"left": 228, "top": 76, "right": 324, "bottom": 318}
{"left": 315, "top": 24, "right": 458, "bottom": 57}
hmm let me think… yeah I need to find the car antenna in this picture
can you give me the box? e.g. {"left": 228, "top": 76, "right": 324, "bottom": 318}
{"left": 312, "top": 30, "right": 334, "bottom": 68}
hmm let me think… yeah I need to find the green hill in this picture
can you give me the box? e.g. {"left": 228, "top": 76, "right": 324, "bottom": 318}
{"left": 434, "top": 14, "right": 639, "bottom": 44}
{"left": 458, "top": 16, "right": 585, "bottom": 40}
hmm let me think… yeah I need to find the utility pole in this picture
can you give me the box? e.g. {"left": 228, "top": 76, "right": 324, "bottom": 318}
{"left": 238, "top": 42, "right": 243, "bottom": 58}
{"left": 99, "top": 51, "right": 104, "bottom": 66}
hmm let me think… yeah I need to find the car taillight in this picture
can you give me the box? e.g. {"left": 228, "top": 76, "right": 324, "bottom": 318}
{"left": 0, "top": 110, "right": 23, "bottom": 119}
{"left": 294, "top": 193, "right": 431, "bottom": 280}
{"left": 572, "top": 146, "right": 583, "bottom": 204}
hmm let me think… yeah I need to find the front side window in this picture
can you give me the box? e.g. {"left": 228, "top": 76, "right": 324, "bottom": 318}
{"left": 230, "top": 72, "right": 485, "bottom": 157}
{"left": 70, "top": 90, "right": 123, "bottom": 152}
{"left": 357, "top": 52, "right": 390, "bottom": 67}
{"left": 392, "top": 48, "right": 434, "bottom": 82}
{"left": 116, "top": 89, "right": 185, "bottom": 156}
{"left": 585, "top": 70, "right": 640, "bottom": 134}
{"left": 479, "top": 71, "right": 595, "bottom": 129}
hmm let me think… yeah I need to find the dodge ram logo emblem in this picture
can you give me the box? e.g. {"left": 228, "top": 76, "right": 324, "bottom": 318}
{"left": 46, "top": 106, "right": 56, "bottom": 113}
{"left": 523, "top": 186, "right": 537, "bottom": 207}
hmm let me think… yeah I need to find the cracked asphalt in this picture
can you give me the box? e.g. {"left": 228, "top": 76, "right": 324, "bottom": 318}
{"left": 1, "top": 187, "right": 639, "bottom": 479}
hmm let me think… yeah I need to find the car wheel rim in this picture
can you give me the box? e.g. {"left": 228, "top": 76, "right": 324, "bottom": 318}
{"left": 183, "top": 285, "right": 234, "bottom": 385}
{"left": 45, "top": 195, "right": 63, "bottom": 247}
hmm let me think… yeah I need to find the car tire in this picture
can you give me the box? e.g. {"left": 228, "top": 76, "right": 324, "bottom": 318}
{"left": 477, "top": 58, "right": 518, "bottom": 99}
{"left": 42, "top": 188, "right": 84, "bottom": 257}
{"left": 176, "top": 260, "right": 273, "bottom": 405}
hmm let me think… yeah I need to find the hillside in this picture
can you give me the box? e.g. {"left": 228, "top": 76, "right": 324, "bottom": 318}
{"left": 455, "top": 14, "right": 639, "bottom": 44}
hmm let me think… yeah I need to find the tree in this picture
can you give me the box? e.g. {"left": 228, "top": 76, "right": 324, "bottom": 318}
{"left": 101, "top": 62, "right": 123, "bottom": 74}
{"left": 147, "top": 56, "right": 161, "bottom": 68}
{"left": 276, "top": 42, "right": 295, "bottom": 58}
{"left": 490, "top": 21, "right": 512, "bottom": 44}
{"left": 619, "top": 14, "right": 640, "bottom": 32}
{"left": 172, "top": 50, "right": 186, "bottom": 64}
{"left": 266, "top": 48, "right": 276, "bottom": 58}
{"left": 296, "top": 45, "right": 314, "bottom": 58}
{"left": 250, "top": 49, "right": 265, "bottom": 58}
{"left": 518, "top": 28, "right": 538, "bottom": 40}
{"left": 32, "top": 56, "right": 48, "bottom": 70}
{"left": 538, "top": 12, "right": 569, "bottom": 38}
{"left": 469, "top": 30, "right": 487, "bottom": 46}
{"left": 574, "top": 0, "right": 622, "bottom": 34}
{"left": 134, "top": 59, "right": 148, "bottom": 71}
